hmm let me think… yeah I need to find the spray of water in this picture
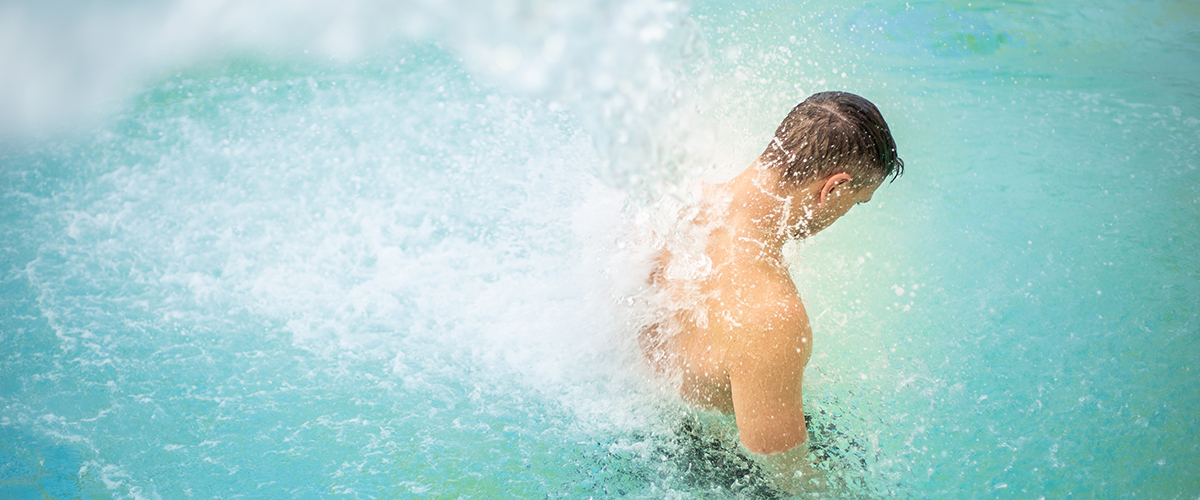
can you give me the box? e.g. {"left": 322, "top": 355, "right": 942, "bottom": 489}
{"left": 1, "top": 0, "right": 724, "bottom": 195}
{"left": 1, "top": 1, "right": 802, "bottom": 497}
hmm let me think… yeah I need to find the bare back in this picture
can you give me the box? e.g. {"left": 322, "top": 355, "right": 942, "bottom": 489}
{"left": 643, "top": 231, "right": 814, "bottom": 454}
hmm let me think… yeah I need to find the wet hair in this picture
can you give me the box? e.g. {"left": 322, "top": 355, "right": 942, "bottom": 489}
{"left": 759, "top": 91, "right": 904, "bottom": 186}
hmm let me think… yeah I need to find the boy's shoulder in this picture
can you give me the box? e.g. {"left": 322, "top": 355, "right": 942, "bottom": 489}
{"left": 721, "top": 263, "right": 812, "bottom": 353}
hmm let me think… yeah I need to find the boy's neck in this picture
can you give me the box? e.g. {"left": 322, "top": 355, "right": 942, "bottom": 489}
{"left": 705, "top": 164, "right": 820, "bottom": 266}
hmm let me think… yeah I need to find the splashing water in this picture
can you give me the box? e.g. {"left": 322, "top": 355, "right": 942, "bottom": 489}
{"left": 2, "top": 0, "right": 1198, "bottom": 498}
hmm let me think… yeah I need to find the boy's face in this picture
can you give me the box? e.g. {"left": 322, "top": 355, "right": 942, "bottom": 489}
{"left": 791, "top": 176, "right": 880, "bottom": 238}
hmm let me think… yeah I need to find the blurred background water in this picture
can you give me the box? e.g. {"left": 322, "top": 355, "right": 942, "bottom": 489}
{"left": 1, "top": 0, "right": 1197, "bottom": 498}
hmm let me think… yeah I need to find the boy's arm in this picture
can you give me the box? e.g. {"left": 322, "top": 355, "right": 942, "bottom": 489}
{"left": 726, "top": 297, "right": 813, "bottom": 455}
{"left": 726, "top": 296, "right": 817, "bottom": 493}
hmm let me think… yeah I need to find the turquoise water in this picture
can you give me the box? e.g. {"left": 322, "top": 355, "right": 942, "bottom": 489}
{"left": 2, "top": 0, "right": 1197, "bottom": 498}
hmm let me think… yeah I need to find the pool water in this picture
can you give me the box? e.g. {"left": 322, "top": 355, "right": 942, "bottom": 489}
{"left": 1, "top": 0, "right": 1197, "bottom": 498}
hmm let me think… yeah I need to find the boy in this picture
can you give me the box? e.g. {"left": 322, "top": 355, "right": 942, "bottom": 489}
{"left": 642, "top": 91, "right": 903, "bottom": 491}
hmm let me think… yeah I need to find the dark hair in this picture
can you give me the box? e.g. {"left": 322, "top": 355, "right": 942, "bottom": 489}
{"left": 759, "top": 91, "right": 903, "bottom": 186}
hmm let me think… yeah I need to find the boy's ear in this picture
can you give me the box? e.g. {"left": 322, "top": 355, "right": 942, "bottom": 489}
{"left": 817, "top": 173, "right": 853, "bottom": 206}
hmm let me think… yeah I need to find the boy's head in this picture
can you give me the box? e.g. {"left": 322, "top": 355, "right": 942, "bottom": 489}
{"left": 758, "top": 91, "right": 903, "bottom": 189}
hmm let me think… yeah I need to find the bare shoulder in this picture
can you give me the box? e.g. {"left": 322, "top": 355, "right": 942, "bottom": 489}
{"left": 730, "top": 265, "right": 813, "bottom": 355}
